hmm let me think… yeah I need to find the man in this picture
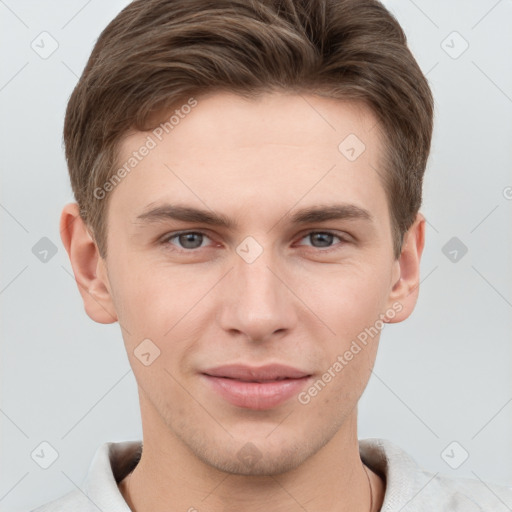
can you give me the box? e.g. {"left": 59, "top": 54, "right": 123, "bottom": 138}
{"left": 34, "top": 0, "right": 512, "bottom": 510}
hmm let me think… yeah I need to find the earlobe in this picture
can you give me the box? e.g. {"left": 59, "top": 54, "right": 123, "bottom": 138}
{"left": 385, "top": 212, "right": 426, "bottom": 323}
{"left": 59, "top": 203, "right": 118, "bottom": 324}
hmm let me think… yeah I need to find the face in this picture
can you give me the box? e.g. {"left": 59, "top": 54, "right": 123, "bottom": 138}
{"left": 91, "top": 91, "right": 411, "bottom": 475}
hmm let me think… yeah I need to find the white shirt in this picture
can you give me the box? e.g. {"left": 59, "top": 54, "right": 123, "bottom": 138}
{"left": 32, "top": 438, "right": 512, "bottom": 511}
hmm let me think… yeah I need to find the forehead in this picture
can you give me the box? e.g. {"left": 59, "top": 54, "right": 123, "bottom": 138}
{"left": 108, "top": 91, "right": 388, "bottom": 230}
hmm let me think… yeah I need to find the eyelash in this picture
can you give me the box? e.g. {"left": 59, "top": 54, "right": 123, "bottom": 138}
{"left": 160, "top": 230, "right": 349, "bottom": 254}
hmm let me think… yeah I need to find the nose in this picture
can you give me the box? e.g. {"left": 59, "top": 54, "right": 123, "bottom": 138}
{"left": 217, "top": 245, "right": 297, "bottom": 343}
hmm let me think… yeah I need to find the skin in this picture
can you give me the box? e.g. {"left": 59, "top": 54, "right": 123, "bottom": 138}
{"left": 60, "top": 91, "right": 425, "bottom": 512}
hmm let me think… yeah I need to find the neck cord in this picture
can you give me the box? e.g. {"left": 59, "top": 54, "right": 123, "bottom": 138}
{"left": 363, "top": 463, "right": 374, "bottom": 512}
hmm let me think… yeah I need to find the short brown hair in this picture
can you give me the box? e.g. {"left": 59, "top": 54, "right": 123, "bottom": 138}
{"left": 64, "top": 0, "right": 434, "bottom": 260}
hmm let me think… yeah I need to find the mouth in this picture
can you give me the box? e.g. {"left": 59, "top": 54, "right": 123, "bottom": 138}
{"left": 201, "top": 364, "right": 312, "bottom": 410}
{"left": 214, "top": 376, "right": 296, "bottom": 382}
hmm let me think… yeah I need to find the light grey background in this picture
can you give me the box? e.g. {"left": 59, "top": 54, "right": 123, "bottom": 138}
{"left": 1, "top": 0, "right": 511, "bottom": 510}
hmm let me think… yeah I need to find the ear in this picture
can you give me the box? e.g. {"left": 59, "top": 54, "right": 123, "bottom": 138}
{"left": 384, "top": 212, "right": 426, "bottom": 323}
{"left": 59, "top": 203, "right": 118, "bottom": 324}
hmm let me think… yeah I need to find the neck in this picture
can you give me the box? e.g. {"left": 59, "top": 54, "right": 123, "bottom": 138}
{"left": 119, "top": 397, "right": 385, "bottom": 512}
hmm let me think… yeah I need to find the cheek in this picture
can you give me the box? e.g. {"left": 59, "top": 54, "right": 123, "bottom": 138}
{"left": 109, "top": 258, "right": 215, "bottom": 371}
{"left": 109, "top": 254, "right": 192, "bottom": 328}
{"left": 293, "top": 262, "right": 390, "bottom": 339}
{"left": 298, "top": 346, "right": 376, "bottom": 427}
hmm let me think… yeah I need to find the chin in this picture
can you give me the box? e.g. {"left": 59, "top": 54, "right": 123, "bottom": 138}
{"left": 194, "top": 441, "right": 309, "bottom": 476}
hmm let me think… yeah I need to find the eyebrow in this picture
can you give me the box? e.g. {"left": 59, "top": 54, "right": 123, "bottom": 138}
{"left": 135, "top": 203, "right": 373, "bottom": 230}
{"left": 134, "top": 202, "right": 373, "bottom": 230}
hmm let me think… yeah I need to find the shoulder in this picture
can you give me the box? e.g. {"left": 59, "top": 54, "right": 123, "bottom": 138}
{"left": 359, "top": 438, "right": 512, "bottom": 511}
{"left": 30, "top": 489, "right": 94, "bottom": 512}
{"left": 419, "top": 469, "right": 512, "bottom": 511}
{"left": 29, "top": 440, "right": 140, "bottom": 512}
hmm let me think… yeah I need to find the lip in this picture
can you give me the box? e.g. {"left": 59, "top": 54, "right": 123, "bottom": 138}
{"left": 201, "top": 364, "right": 312, "bottom": 410}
